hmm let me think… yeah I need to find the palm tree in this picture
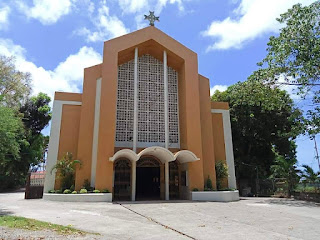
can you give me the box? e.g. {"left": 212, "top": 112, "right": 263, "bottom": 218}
{"left": 301, "top": 165, "right": 320, "bottom": 191}
{"left": 270, "top": 153, "right": 301, "bottom": 196}
{"left": 51, "top": 152, "right": 81, "bottom": 190}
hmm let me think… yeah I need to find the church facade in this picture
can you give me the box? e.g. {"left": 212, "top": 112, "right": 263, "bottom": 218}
{"left": 44, "top": 26, "right": 237, "bottom": 201}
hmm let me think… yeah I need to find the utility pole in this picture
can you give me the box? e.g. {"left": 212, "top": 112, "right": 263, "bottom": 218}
{"left": 313, "top": 136, "right": 320, "bottom": 171}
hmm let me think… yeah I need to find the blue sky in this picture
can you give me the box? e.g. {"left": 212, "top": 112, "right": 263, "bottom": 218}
{"left": 0, "top": 0, "right": 318, "bottom": 170}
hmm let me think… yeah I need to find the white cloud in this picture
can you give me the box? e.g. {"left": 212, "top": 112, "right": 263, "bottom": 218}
{"left": 118, "top": 0, "right": 185, "bottom": 14}
{"left": 210, "top": 85, "right": 228, "bottom": 96}
{"left": 0, "top": 6, "right": 10, "bottom": 30}
{"left": 203, "top": 0, "right": 315, "bottom": 51}
{"left": 75, "top": 1, "right": 129, "bottom": 42}
{"left": 117, "top": 0, "right": 187, "bottom": 29}
{"left": 17, "top": 0, "right": 74, "bottom": 25}
{"left": 0, "top": 38, "right": 102, "bottom": 101}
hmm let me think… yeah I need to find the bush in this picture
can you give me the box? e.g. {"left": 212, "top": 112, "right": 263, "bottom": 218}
{"left": 63, "top": 189, "right": 71, "bottom": 194}
{"left": 82, "top": 179, "right": 94, "bottom": 191}
{"left": 79, "top": 189, "right": 87, "bottom": 194}
{"left": 101, "top": 189, "right": 110, "bottom": 193}
{"left": 51, "top": 152, "right": 81, "bottom": 190}
{"left": 55, "top": 189, "right": 62, "bottom": 194}
{"left": 192, "top": 188, "right": 199, "bottom": 191}
{"left": 93, "top": 190, "right": 100, "bottom": 193}
{"left": 204, "top": 176, "right": 214, "bottom": 190}
{"left": 48, "top": 190, "right": 55, "bottom": 193}
{"left": 71, "top": 191, "right": 77, "bottom": 194}
{"left": 215, "top": 161, "right": 228, "bottom": 190}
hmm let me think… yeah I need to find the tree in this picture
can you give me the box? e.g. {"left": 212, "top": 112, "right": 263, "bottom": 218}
{"left": 253, "top": 2, "right": 320, "bottom": 134}
{"left": 20, "top": 93, "right": 51, "bottom": 136}
{"left": 0, "top": 107, "right": 27, "bottom": 189}
{"left": 212, "top": 80, "right": 304, "bottom": 190}
{"left": 0, "top": 56, "right": 31, "bottom": 108}
{"left": 270, "top": 142, "right": 301, "bottom": 196}
{"left": 51, "top": 152, "right": 81, "bottom": 190}
{"left": 0, "top": 54, "right": 51, "bottom": 190}
{"left": 301, "top": 164, "right": 320, "bottom": 187}
{"left": 19, "top": 92, "right": 51, "bottom": 173}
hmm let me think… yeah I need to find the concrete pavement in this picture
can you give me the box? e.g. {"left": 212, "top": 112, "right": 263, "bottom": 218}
{"left": 0, "top": 192, "right": 319, "bottom": 239}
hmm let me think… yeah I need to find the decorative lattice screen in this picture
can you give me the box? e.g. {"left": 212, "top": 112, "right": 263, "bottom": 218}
{"left": 115, "top": 54, "right": 179, "bottom": 148}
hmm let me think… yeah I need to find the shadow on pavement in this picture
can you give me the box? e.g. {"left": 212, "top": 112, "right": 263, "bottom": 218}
{"left": 265, "top": 198, "right": 320, "bottom": 208}
{"left": 0, "top": 208, "right": 14, "bottom": 216}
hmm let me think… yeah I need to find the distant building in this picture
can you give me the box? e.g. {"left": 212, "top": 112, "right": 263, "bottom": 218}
{"left": 44, "top": 26, "right": 236, "bottom": 201}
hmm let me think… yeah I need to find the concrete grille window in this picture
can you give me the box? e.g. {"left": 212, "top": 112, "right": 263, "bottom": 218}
{"left": 115, "top": 54, "right": 179, "bottom": 148}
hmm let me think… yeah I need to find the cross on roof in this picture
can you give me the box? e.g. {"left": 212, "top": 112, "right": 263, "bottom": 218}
{"left": 144, "top": 11, "right": 159, "bottom": 26}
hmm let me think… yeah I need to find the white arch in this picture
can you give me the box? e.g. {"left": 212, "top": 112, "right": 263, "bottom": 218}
{"left": 174, "top": 150, "right": 200, "bottom": 164}
{"left": 109, "top": 149, "right": 138, "bottom": 163}
{"left": 137, "top": 146, "right": 175, "bottom": 164}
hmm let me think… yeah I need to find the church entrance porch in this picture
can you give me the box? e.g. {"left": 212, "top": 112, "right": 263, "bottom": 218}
{"left": 136, "top": 157, "right": 161, "bottom": 200}
{"left": 109, "top": 147, "right": 200, "bottom": 201}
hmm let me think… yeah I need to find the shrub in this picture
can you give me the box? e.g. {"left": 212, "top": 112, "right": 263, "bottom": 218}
{"left": 63, "top": 189, "right": 71, "bottom": 194}
{"left": 101, "top": 189, "right": 110, "bottom": 193}
{"left": 48, "top": 190, "right": 55, "bottom": 193}
{"left": 51, "top": 152, "right": 81, "bottom": 190}
{"left": 55, "top": 189, "right": 62, "bottom": 194}
{"left": 215, "top": 161, "right": 228, "bottom": 190}
{"left": 82, "top": 179, "right": 94, "bottom": 191}
{"left": 204, "top": 176, "right": 214, "bottom": 190}
{"left": 71, "top": 191, "right": 77, "bottom": 194}
{"left": 93, "top": 190, "right": 100, "bottom": 193}
{"left": 192, "top": 188, "right": 199, "bottom": 191}
{"left": 79, "top": 189, "right": 87, "bottom": 194}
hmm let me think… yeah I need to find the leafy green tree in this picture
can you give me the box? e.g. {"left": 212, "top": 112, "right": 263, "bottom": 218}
{"left": 0, "top": 56, "right": 31, "bottom": 107}
{"left": 19, "top": 92, "right": 51, "bottom": 173}
{"left": 270, "top": 142, "right": 301, "bottom": 196}
{"left": 0, "top": 107, "right": 27, "bottom": 189}
{"left": 253, "top": 2, "right": 320, "bottom": 134}
{"left": 51, "top": 152, "right": 81, "bottom": 190}
{"left": 0, "top": 55, "right": 51, "bottom": 190}
{"left": 301, "top": 164, "right": 320, "bottom": 187}
{"left": 20, "top": 93, "right": 51, "bottom": 135}
{"left": 212, "top": 81, "right": 304, "bottom": 189}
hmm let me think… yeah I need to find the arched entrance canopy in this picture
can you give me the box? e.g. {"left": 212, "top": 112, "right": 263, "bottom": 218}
{"left": 109, "top": 147, "right": 200, "bottom": 163}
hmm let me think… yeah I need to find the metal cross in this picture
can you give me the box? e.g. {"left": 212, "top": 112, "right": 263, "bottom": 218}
{"left": 144, "top": 11, "right": 159, "bottom": 26}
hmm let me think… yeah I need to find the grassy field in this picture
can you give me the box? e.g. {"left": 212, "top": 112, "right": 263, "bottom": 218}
{"left": 0, "top": 215, "right": 92, "bottom": 235}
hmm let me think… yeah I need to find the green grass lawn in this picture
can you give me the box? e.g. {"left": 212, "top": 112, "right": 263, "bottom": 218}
{"left": 0, "top": 215, "right": 92, "bottom": 235}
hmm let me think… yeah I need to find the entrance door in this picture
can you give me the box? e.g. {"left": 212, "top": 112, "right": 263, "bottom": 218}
{"left": 114, "top": 159, "right": 131, "bottom": 201}
{"left": 136, "top": 157, "right": 160, "bottom": 200}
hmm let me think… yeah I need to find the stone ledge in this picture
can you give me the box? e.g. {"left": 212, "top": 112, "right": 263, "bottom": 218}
{"left": 191, "top": 190, "right": 239, "bottom": 202}
{"left": 43, "top": 193, "right": 112, "bottom": 202}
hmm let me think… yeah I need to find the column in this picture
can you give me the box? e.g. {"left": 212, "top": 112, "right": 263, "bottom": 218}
{"left": 131, "top": 47, "right": 139, "bottom": 201}
{"left": 131, "top": 161, "right": 136, "bottom": 201}
{"left": 133, "top": 47, "right": 139, "bottom": 153}
{"left": 163, "top": 50, "right": 169, "bottom": 149}
{"left": 163, "top": 51, "right": 170, "bottom": 200}
{"left": 165, "top": 161, "right": 169, "bottom": 200}
{"left": 91, "top": 78, "right": 102, "bottom": 187}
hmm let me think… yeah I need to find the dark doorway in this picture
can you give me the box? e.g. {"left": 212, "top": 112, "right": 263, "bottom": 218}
{"left": 169, "top": 161, "right": 180, "bottom": 200}
{"left": 136, "top": 157, "right": 160, "bottom": 200}
{"left": 114, "top": 159, "right": 131, "bottom": 201}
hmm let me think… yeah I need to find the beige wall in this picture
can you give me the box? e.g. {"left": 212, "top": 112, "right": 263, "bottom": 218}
{"left": 54, "top": 104, "right": 81, "bottom": 190}
{"left": 199, "top": 75, "right": 217, "bottom": 189}
{"left": 75, "top": 64, "right": 102, "bottom": 190}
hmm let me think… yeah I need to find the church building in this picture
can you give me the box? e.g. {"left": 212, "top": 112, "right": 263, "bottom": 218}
{"left": 44, "top": 25, "right": 237, "bottom": 201}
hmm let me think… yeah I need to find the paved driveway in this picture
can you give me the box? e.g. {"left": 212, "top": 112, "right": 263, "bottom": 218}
{"left": 0, "top": 192, "right": 319, "bottom": 240}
